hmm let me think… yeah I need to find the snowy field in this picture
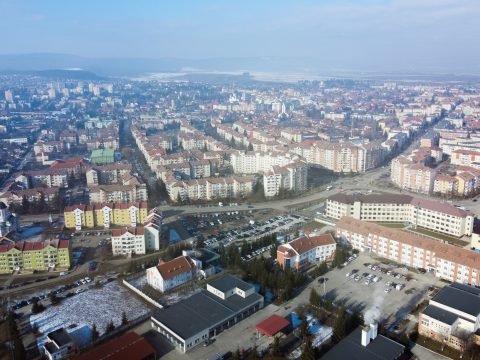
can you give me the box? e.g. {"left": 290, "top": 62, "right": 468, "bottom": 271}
{"left": 30, "top": 280, "right": 151, "bottom": 349}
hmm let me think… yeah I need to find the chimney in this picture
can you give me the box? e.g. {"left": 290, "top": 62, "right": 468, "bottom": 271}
{"left": 361, "top": 326, "right": 371, "bottom": 347}
{"left": 370, "top": 323, "right": 378, "bottom": 340}
{"left": 361, "top": 323, "right": 378, "bottom": 347}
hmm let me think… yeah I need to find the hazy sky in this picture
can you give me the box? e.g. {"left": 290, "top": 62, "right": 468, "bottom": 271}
{"left": 1, "top": 0, "right": 479, "bottom": 71}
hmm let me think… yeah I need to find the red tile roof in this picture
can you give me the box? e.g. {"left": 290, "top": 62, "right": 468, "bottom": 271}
{"left": 111, "top": 227, "right": 144, "bottom": 237}
{"left": 75, "top": 332, "right": 155, "bottom": 360}
{"left": 157, "top": 256, "right": 195, "bottom": 280}
{"left": 256, "top": 315, "right": 290, "bottom": 337}
{"left": 278, "top": 234, "right": 335, "bottom": 257}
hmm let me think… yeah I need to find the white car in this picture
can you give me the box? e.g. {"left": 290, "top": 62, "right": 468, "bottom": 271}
{"left": 346, "top": 272, "right": 351, "bottom": 277}
{"left": 384, "top": 288, "right": 392, "bottom": 293}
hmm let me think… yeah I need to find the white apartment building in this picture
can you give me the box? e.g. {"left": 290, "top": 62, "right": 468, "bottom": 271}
{"left": 88, "top": 184, "right": 148, "bottom": 204}
{"left": 146, "top": 256, "right": 196, "bottom": 292}
{"left": 166, "top": 176, "right": 254, "bottom": 202}
{"left": 111, "top": 226, "right": 146, "bottom": 256}
{"left": 230, "top": 151, "right": 297, "bottom": 174}
{"left": 336, "top": 217, "right": 480, "bottom": 286}
{"left": 450, "top": 149, "right": 480, "bottom": 167}
{"left": 419, "top": 284, "right": 480, "bottom": 351}
{"left": 263, "top": 161, "right": 308, "bottom": 197}
{"left": 277, "top": 233, "right": 337, "bottom": 271}
{"left": 325, "top": 193, "right": 475, "bottom": 237}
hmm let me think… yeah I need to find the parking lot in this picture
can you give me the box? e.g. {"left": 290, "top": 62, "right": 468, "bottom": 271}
{"left": 198, "top": 214, "right": 308, "bottom": 249}
{"left": 315, "top": 251, "right": 444, "bottom": 327}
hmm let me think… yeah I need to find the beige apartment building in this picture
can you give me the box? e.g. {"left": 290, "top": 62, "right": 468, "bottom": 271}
{"left": 336, "top": 217, "right": 480, "bottom": 286}
{"left": 391, "top": 156, "right": 435, "bottom": 194}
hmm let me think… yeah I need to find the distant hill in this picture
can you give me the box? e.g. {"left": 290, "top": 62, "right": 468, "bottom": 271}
{"left": 0, "top": 53, "right": 479, "bottom": 81}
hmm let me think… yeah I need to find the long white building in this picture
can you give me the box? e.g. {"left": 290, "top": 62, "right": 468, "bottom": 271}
{"left": 325, "top": 193, "right": 475, "bottom": 237}
{"left": 336, "top": 217, "right": 480, "bottom": 286}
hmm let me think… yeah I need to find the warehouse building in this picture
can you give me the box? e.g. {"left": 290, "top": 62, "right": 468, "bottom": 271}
{"left": 419, "top": 283, "right": 480, "bottom": 351}
{"left": 151, "top": 274, "right": 263, "bottom": 352}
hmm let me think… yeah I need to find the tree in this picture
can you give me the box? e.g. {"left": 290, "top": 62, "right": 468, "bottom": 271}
{"left": 49, "top": 292, "right": 60, "bottom": 306}
{"left": 247, "top": 143, "right": 254, "bottom": 151}
{"left": 21, "top": 195, "right": 29, "bottom": 214}
{"left": 38, "top": 192, "right": 47, "bottom": 213}
{"left": 299, "top": 313, "right": 309, "bottom": 339}
{"left": 105, "top": 320, "right": 115, "bottom": 334}
{"left": 309, "top": 288, "right": 320, "bottom": 307}
{"left": 271, "top": 336, "right": 282, "bottom": 357}
{"left": 31, "top": 298, "right": 45, "bottom": 314}
{"left": 248, "top": 344, "right": 260, "bottom": 360}
{"left": 121, "top": 311, "right": 128, "bottom": 326}
{"left": 333, "top": 306, "right": 348, "bottom": 342}
{"left": 6, "top": 311, "right": 26, "bottom": 360}
{"left": 233, "top": 348, "right": 241, "bottom": 360}
{"left": 196, "top": 237, "right": 205, "bottom": 249}
{"left": 299, "top": 340, "right": 316, "bottom": 360}
{"left": 91, "top": 323, "right": 99, "bottom": 343}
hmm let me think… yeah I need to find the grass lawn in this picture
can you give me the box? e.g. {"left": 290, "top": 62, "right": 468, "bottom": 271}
{"left": 409, "top": 227, "right": 469, "bottom": 246}
{"left": 300, "top": 221, "right": 325, "bottom": 233}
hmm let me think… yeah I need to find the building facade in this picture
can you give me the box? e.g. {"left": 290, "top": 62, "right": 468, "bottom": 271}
{"left": 418, "top": 284, "right": 480, "bottom": 351}
{"left": 111, "top": 227, "right": 146, "bottom": 256}
{"left": 325, "top": 193, "right": 475, "bottom": 237}
{"left": 146, "top": 255, "right": 196, "bottom": 292}
{"left": 277, "top": 233, "right": 337, "bottom": 271}
{"left": 336, "top": 217, "right": 480, "bottom": 286}
{"left": 0, "top": 239, "right": 70, "bottom": 274}
{"left": 64, "top": 202, "right": 148, "bottom": 230}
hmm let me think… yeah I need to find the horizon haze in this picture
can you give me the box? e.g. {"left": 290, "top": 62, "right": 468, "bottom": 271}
{"left": 0, "top": 0, "right": 479, "bottom": 76}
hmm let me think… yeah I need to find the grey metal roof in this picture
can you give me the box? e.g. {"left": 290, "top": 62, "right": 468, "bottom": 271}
{"left": 322, "top": 327, "right": 405, "bottom": 360}
{"left": 422, "top": 305, "right": 458, "bottom": 325}
{"left": 432, "top": 285, "right": 480, "bottom": 317}
{"left": 152, "top": 289, "right": 262, "bottom": 340}
{"left": 47, "top": 328, "right": 72, "bottom": 346}
{"left": 451, "top": 282, "right": 480, "bottom": 296}
{"left": 207, "top": 274, "right": 253, "bottom": 292}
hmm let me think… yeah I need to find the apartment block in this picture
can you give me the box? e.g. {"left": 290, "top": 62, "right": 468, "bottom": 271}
{"left": 325, "top": 193, "right": 475, "bottom": 237}
{"left": 111, "top": 227, "right": 146, "bottom": 256}
{"left": 391, "top": 155, "right": 435, "bottom": 194}
{"left": 336, "top": 217, "right": 480, "bottom": 286}
{"left": 263, "top": 161, "right": 308, "bottom": 197}
{"left": 166, "top": 176, "right": 254, "bottom": 202}
{"left": 88, "top": 183, "right": 148, "bottom": 204}
{"left": 0, "top": 238, "right": 71, "bottom": 274}
{"left": 64, "top": 202, "right": 148, "bottom": 230}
